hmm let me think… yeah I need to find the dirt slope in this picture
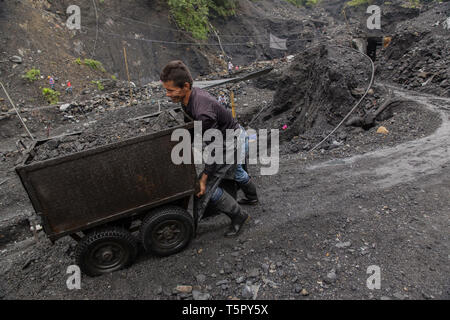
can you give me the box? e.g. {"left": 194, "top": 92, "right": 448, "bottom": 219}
{"left": 0, "top": 86, "right": 448, "bottom": 300}
{"left": 0, "top": 0, "right": 312, "bottom": 108}
{"left": 0, "top": 0, "right": 449, "bottom": 301}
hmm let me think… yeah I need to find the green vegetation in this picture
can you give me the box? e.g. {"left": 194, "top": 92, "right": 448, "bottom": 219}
{"left": 91, "top": 80, "right": 104, "bottom": 91}
{"left": 74, "top": 58, "right": 106, "bottom": 72}
{"left": 208, "top": 0, "right": 237, "bottom": 17}
{"left": 168, "top": 0, "right": 210, "bottom": 40}
{"left": 167, "top": 0, "right": 237, "bottom": 40}
{"left": 111, "top": 75, "right": 117, "bottom": 80}
{"left": 345, "top": 0, "right": 371, "bottom": 7}
{"left": 23, "top": 68, "right": 41, "bottom": 82}
{"left": 42, "top": 88, "right": 60, "bottom": 104}
{"left": 83, "top": 59, "right": 106, "bottom": 72}
{"left": 401, "top": 0, "right": 423, "bottom": 8}
{"left": 345, "top": 0, "right": 437, "bottom": 7}
{"left": 285, "top": 0, "right": 319, "bottom": 7}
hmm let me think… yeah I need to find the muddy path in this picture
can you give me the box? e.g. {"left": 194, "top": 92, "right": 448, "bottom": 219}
{"left": 1, "top": 85, "right": 449, "bottom": 300}
{"left": 307, "top": 85, "right": 450, "bottom": 189}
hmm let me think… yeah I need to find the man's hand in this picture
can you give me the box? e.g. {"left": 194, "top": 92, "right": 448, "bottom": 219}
{"left": 196, "top": 173, "right": 208, "bottom": 198}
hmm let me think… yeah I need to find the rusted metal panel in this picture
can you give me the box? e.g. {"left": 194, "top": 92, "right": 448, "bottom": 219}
{"left": 16, "top": 122, "right": 197, "bottom": 241}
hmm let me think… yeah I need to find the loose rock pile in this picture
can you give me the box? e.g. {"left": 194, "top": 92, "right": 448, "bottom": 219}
{"left": 29, "top": 109, "right": 184, "bottom": 163}
{"left": 376, "top": 3, "right": 450, "bottom": 97}
{"left": 252, "top": 44, "right": 372, "bottom": 142}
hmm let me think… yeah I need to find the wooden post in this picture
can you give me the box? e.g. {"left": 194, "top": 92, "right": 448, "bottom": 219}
{"left": 231, "top": 91, "right": 236, "bottom": 118}
{"left": 342, "top": 8, "right": 353, "bottom": 46}
{"left": 123, "top": 47, "right": 133, "bottom": 104}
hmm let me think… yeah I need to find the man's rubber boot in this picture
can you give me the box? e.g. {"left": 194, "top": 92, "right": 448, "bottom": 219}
{"left": 213, "top": 191, "right": 249, "bottom": 237}
{"left": 238, "top": 178, "right": 258, "bottom": 205}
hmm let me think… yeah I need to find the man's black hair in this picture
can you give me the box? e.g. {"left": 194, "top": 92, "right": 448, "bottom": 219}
{"left": 160, "top": 60, "right": 193, "bottom": 89}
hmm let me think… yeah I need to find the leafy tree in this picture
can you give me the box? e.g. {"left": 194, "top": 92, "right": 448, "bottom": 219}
{"left": 168, "top": 0, "right": 210, "bottom": 39}
{"left": 167, "top": 0, "right": 238, "bottom": 39}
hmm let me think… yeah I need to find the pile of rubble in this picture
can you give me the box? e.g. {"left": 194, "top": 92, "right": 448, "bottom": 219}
{"left": 251, "top": 44, "right": 372, "bottom": 143}
{"left": 60, "top": 82, "right": 165, "bottom": 116}
{"left": 376, "top": 3, "right": 450, "bottom": 97}
{"left": 28, "top": 109, "right": 184, "bottom": 163}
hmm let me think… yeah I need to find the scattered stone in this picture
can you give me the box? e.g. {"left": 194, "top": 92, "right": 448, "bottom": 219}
{"left": 196, "top": 274, "right": 206, "bottom": 284}
{"left": 192, "top": 290, "right": 211, "bottom": 300}
{"left": 393, "top": 292, "right": 405, "bottom": 300}
{"left": 162, "top": 287, "right": 173, "bottom": 297}
{"left": 241, "top": 284, "right": 260, "bottom": 300}
{"left": 22, "top": 258, "right": 36, "bottom": 270}
{"left": 216, "top": 280, "right": 229, "bottom": 286}
{"left": 29, "top": 224, "right": 42, "bottom": 232}
{"left": 236, "top": 276, "right": 245, "bottom": 284}
{"left": 351, "top": 87, "right": 366, "bottom": 97}
{"left": 247, "top": 268, "right": 259, "bottom": 278}
{"left": 175, "top": 285, "right": 193, "bottom": 294}
{"left": 242, "top": 285, "right": 253, "bottom": 299}
{"left": 59, "top": 104, "right": 71, "bottom": 112}
{"left": 300, "top": 289, "right": 309, "bottom": 296}
{"left": 360, "top": 246, "right": 369, "bottom": 256}
{"left": 154, "top": 286, "right": 163, "bottom": 295}
{"left": 376, "top": 126, "right": 389, "bottom": 134}
{"left": 324, "top": 269, "right": 337, "bottom": 284}
{"left": 422, "top": 292, "right": 434, "bottom": 299}
{"left": 263, "top": 278, "right": 279, "bottom": 288}
{"left": 178, "top": 293, "right": 191, "bottom": 299}
{"left": 10, "top": 56, "right": 22, "bottom": 63}
{"left": 335, "top": 241, "right": 351, "bottom": 248}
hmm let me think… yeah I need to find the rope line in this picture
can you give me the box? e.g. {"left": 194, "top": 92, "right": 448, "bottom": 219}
{"left": 80, "top": 24, "right": 323, "bottom": 47}
{"left": 91, "top": 0, "right": 99, "bottom": 59}
{"left": 98, "top": 7, "right": 319, "bottom": 39}
{"left": 309, "top": 45, "right": 375, "bottom": 153}
{"left": 0, "top": 82, "right": 35, "bottom": 140}
{"left": 12, "top": 0, "right": 325, "bottom": 47}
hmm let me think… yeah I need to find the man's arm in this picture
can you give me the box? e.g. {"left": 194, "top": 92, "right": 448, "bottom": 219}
{"left": 196, "top": 172, "right": 208, "bottom": 197}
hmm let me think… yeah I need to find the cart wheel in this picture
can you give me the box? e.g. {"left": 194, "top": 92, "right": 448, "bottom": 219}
{"left": 75, "top": 227, "right": 138, "bottom": 277}
{"left": 140, "top": 205, "right": 194, "bottom": 257}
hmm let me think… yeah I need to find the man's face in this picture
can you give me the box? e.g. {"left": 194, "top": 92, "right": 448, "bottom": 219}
{"left": 162, "top": 81, "right": 190, "bottom": 103}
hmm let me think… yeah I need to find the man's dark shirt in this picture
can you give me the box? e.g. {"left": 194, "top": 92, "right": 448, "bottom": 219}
{"left": 182, "top": 87, "right": 240, "bottom": 176}
{"left": 184, "top": 87, "right": 239, "bottom": 134}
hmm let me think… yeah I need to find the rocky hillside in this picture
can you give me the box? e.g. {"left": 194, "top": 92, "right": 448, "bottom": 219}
{"left": 0, "top": 0, "right": 316, "bottom": 108}
{"left": 376, "top": 3, "right": 450, "bottom": 97}
{"left": 0, "top": 0, "right": 448, "bottom": 113}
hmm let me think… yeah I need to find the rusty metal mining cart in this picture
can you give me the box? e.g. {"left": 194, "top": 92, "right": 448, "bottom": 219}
{"left": 15, "top": 120, "right": 215, "bottom": 277}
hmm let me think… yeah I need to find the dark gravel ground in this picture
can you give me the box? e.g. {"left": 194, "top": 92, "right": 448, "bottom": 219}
{"left": 0, "top": 83, "right": 448, "bottom": 300}
{"left": 1, "top": 0, "right": 449, "bottom": 302}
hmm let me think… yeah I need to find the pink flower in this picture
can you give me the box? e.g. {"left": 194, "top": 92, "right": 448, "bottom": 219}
{"left": 282, "top": 124, "right": 288, "bottom": 130}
